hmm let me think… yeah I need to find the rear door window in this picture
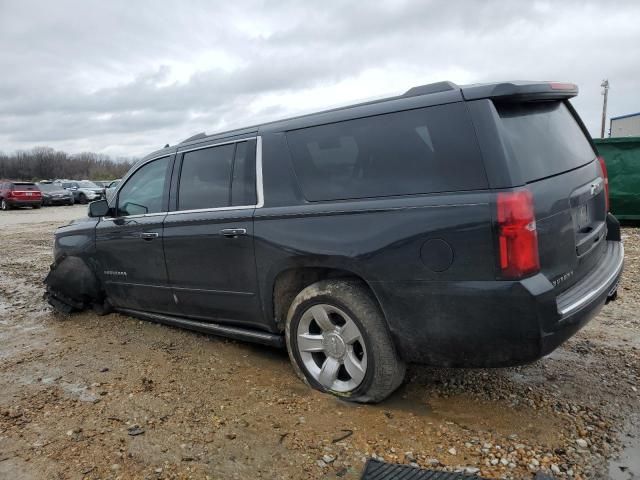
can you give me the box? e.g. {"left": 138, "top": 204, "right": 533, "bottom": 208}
{"left": 231, "top": 141, "right": 257, "bottom": 206}
{"left": 177, "top": 144, "right": 235, "bottom": 211}
{"left": 177, "top": 141, "right": 257, "bottom": 211}
{"left": 285, "top": 102, "right": 487, "bottom": 201}
{"left": 496, "top": 101, "right": 596, "bottom": 183}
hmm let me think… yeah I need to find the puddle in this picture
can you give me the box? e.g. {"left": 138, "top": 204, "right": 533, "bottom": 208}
{"left": 41, "top": 377, "right": 100, "bottom": 403}
{"left": 377, "top": 384, "right": 431, "bottom": 416}
{"left": 608, "top": 415, "right": 640, "bottom": 480}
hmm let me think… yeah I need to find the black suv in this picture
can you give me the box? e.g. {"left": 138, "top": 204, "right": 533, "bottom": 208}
{"left": 45, "top": 81, "right": 623, "bottom": 403}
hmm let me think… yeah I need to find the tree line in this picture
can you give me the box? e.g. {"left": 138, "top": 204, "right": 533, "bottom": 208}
{"left": 0, "top": 147, "right": 135, "bottom": 181}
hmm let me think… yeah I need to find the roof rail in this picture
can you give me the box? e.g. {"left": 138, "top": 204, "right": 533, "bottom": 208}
{"left": 179, "top": 132, "right": 207, "bottom": 144}
{"left": 403, "top": 81, "right": 459, "bottom": 98}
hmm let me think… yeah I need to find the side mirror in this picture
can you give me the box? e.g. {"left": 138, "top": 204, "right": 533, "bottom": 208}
{"left": 88, "top": 199, "right": 110, "bottom": 217}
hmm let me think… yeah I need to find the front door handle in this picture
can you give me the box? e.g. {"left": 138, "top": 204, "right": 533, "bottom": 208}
{"left": 220, "top": 228, "right": 247, "bottom": 238}
{"left": 140, "top": 232, "right": 159, "bottom": 240}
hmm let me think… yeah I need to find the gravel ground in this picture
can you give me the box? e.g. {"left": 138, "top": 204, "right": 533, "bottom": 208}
{"left": 0, "top": 205, "right": 638, "bottom": 480}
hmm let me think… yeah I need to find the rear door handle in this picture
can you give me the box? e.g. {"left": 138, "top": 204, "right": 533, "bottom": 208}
{"left": 220, "top": 228, "right": 247, "bottom": 238}
{"left": 140, "top": 232, "right": 159, "bottom": 240}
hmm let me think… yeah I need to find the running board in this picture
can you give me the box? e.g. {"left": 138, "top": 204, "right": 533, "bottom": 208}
{"left": 116, "top": 308, "right": 284, "bottom": 348}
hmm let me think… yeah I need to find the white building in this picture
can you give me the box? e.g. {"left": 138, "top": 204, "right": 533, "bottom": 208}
{"left": 610, "top": 112, "right": 640, "bottom": 137}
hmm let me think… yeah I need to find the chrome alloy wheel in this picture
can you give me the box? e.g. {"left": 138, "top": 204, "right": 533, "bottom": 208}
{"left": 296, "top": 304, "right": 368, "bottom": 392}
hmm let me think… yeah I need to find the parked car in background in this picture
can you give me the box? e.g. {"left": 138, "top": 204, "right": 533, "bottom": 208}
{"left": 45, "top": 80, "right": 623, "bottom": 403}
{"left": 54, "top": 180, "right": 103, "bottom": 204}
{"left": 105, "top": 179, "right": 121, "bottom": 202}
{"left": 38, "top": 182, "right": 75, "bottom": 206}
{"left": 0, "top": 181, "right": 42, "bottom": 210}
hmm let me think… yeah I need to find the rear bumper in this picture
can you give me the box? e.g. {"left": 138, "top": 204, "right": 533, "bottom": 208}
{"left": 45, "top": 197, "right": 73, "bottom": 205}
{"left": 7, "top": 199, "right": 42, "bottom": 207}
{"left": 540, "top": 240, "right": 623, "bottom": 356}
{"left": 374, "top": 240, "right": 624, "bottom": 367}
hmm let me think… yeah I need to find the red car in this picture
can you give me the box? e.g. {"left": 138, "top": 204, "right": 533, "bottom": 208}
{"left": 0, "top": 181, "right": 43, "bottom": 210}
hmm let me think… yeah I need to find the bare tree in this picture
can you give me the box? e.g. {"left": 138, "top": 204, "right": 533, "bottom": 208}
{"left": 0, "top": 147, "right": 134, "bottom": 181}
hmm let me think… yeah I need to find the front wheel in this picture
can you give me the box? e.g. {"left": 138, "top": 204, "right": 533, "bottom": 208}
{"left": 285, "top": 279, "right": 405, "bottom": 403}
{"left": 78, "top": 193, "right": 87, "bottom": 204}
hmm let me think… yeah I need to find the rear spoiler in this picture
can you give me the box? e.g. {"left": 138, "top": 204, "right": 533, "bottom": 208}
{"left": 461, "top": 81, "right": 578, "bottom": 102}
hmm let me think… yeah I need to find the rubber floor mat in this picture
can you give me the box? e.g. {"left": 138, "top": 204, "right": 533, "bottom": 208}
{"left": 360, "top": 459, "right": 485, "bottom": 479}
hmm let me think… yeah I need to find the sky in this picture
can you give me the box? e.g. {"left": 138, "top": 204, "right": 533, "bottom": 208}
{"left": 1, "top": 0, "right": 639, "bottom": 159}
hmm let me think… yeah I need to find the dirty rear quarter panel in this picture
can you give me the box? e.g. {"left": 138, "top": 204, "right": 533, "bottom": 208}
{"left": 253, "top": 193, "right": 496, "bottom": 343}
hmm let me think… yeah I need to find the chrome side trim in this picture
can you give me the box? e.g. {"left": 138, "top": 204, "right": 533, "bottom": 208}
{"left": 166, "top": 205, "right": 255, "bottom": 216}
{"left": 558, "top": 243, "right": 624, "bottom": 316}
{"left": 256, "top": 136, "right": 265, "bottom": 208}
{"left": 177, "top": 136, "right": 257, "bottom": 154}
{"left": 102, "top": 212, "right": 167, "bottom": 221}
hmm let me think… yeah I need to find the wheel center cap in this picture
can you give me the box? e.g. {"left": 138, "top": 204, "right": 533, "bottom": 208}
{"left": 323, "top": 332, "right": 346, "bottom": 358}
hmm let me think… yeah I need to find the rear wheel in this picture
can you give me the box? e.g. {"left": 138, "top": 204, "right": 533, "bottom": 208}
{"left": 1, "top": 199, "right": 10, "bottom": 211}
{"left": 285, "top": 279, "right": 405, "bottom": 403}
{"left": 78, "top": 193, "right": 87, "bottom": 204}
{"left": 33, "top": 204, "right": 41, "bottom": 209}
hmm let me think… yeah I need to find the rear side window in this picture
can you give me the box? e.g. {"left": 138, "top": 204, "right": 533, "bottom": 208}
{"left": 496, "top": 101, "right": 596, "bottom": 183}
{"left": 285, "top": 103, "right": 486, "bottom": 201}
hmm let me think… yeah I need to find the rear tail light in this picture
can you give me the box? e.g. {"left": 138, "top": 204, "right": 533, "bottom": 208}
{"left": 497, "top": 189, "right": 540, "bottom": 279}
{"left": 549, "top": 82, "right": 577, "bottom": 91}
{"left": 597, "top": 156, "right": 610, "bottom": 211}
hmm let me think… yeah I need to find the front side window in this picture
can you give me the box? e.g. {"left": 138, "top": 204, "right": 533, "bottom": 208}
{"left": 117, "top": 157, "right": 170, "bottom": 216}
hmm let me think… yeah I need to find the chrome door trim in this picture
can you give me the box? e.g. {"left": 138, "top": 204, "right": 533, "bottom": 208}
{"left": 177, "top": 136, "right": 257, "bottom": 154}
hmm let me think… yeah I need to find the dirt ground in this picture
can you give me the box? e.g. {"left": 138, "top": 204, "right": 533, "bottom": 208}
{"left": 0, "top": 205, "right": 638, "bottom": 480}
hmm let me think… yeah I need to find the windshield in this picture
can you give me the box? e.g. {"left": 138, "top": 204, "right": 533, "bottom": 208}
{"left": 78, "top": 180, "right": 99, "bottom": 188}
{"left": 38, "top": 183, "right": 58, "bottom": 192}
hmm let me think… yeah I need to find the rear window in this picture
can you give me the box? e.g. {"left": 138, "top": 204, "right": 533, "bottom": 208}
{"left": 13, "top": 183, "right": 37, "bottom": 190}
{"left": 286, "top": 103, "right": 487, "bottom": 201}
{"left": 496, "top": 101, "right": 596, "bottom": 183}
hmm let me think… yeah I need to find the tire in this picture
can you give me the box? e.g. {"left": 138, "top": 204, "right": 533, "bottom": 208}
{"left": 285, "top": 279, "right": 405, "bottom": 403}
{"left": 33, "top": 204, "right": 41, "bottom": 209}
{"left": 92, "top": 298, "right": 112, "bottom": 316}
{"left": 1, "top": 199, "right": 10, "bottom": 211}
{"left": 78, "top": 193, "right": 87, "bottom": 204}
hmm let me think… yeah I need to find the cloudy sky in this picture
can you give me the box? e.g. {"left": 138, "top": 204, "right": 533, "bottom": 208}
{"left": 1, "top": 0, "right": 639, "bottom": 159}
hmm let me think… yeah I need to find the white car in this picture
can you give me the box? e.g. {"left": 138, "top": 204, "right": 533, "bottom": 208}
{"left": 55, "top": 180, "right": 103, "bottom": 204}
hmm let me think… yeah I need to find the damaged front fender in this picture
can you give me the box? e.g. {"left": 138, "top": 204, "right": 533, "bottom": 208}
{"left": 44, "top": 255, "right": 103, "bottom": 313}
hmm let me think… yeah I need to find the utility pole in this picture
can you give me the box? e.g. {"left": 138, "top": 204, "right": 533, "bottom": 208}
{"left": 600, "top": 79, "right": 609, "bottom": 138}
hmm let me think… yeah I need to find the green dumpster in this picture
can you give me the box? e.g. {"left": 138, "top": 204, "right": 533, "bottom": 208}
{"left": 593, "top": 137, "right": 640, "bottom": 220}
